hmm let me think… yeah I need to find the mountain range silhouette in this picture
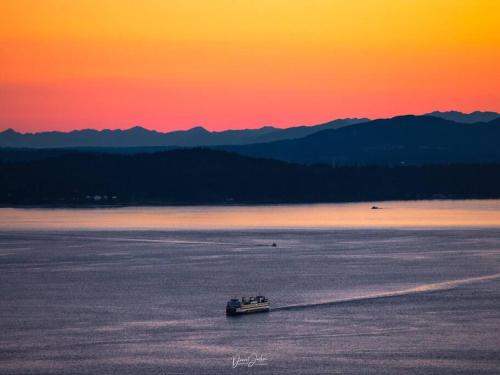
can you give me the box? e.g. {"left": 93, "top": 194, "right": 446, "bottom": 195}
{"left": 1, "top": 111, "right": 498, "bottom": 149}
{"left": 2, "top": 111, "right": 499, "bottom": 166}
{"left": 0, "top": 119, "right": 366, "bottom": 148}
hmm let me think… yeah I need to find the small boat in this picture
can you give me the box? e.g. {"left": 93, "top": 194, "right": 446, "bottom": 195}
{"left": 226, "top": 295, "right": 270, "bottom": 316}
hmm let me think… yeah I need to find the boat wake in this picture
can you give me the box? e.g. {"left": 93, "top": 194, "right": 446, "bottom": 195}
{"left": 273, "top": 273, "right": 500, "bottom": 312}
{"left": 61, "top": 235, "right": 240, "bottom": 246}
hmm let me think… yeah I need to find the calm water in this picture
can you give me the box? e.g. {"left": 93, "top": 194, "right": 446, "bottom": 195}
{"left": 1, "top": 199, "right": 500, "bottom": 230}
{"left": 0, "top": 200, "right": 499, "bottom": 374}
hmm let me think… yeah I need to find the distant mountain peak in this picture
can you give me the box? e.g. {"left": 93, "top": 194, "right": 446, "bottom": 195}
{"left": 424, "top": 110, "right": 500, "bottom": 124}
{"left": 428, "top": 110, "right": 461, "bottom": 115}
{"left": 126, "top": 125, "right": 156, "bottom": 134}
{"left": 188, "top": 126, "right": 210, "bottom": 133}
{"left": 1, "top": 128, "right": 17, "bottom": 135}
{"left": 128, "top": 125, "right": 149, "bottom": 131}
{"left": 428, "top": 110, "right": 498, "bottom": 115}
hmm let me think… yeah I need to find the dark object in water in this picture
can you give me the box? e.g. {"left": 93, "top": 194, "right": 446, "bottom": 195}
{"left": 272, "top": 243, "right": 277, "bottom": 247}
{"left": 226, "top": 295, "right": 270, "bottom": 315}
{"left": 371, "top": 206, "right": 381, "bottom": 209}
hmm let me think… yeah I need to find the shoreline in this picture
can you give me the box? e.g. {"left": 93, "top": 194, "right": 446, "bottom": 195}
{"left": 1, "top": 196, "right": 499, "bottom": 210}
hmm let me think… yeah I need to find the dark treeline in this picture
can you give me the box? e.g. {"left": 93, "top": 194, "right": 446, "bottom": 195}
{"left": 1, "top": 148, "right": 499, "bottom": 205}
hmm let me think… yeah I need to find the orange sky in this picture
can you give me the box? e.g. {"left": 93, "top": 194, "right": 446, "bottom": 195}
{"left": 1, "top": 0, "right": 499, "bottom": 132}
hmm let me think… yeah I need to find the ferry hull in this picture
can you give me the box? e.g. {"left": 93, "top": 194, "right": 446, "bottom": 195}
{"left": 226, "top": 296, "right": 270, "bottom": 316}
{"left": 226, "top": 306, "right": 270, "bottom": 316}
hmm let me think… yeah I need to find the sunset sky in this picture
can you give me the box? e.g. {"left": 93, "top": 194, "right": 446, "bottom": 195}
{"left": 1, "top": 0, "right": 499, "bottom": 132}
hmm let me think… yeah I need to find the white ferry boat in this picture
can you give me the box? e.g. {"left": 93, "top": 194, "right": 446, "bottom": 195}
{"left": 226, "top": 295, "right": 270, "bottom": 316}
